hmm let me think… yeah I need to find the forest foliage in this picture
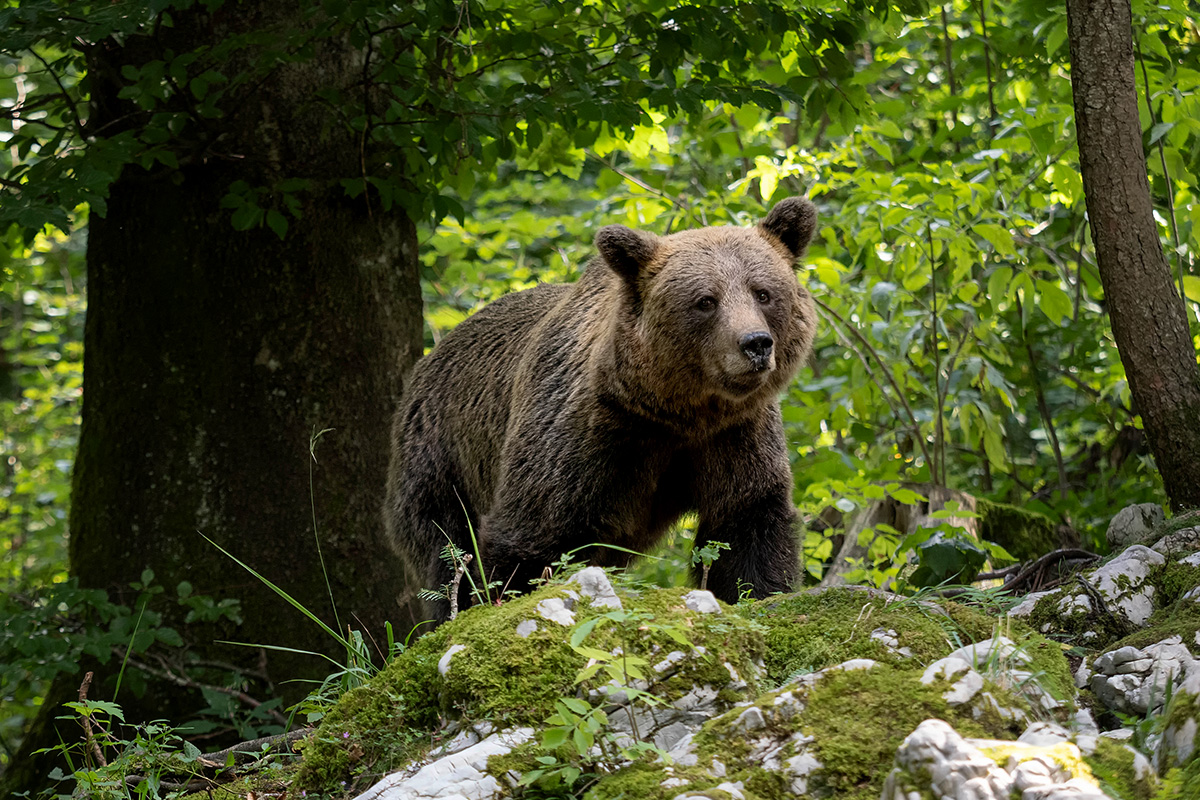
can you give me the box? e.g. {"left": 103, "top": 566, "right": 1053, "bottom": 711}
{"left": 2, "top": 0, "right": 1200, "bottom": 786}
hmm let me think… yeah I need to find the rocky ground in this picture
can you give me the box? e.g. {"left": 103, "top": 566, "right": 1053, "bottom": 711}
{"left": 220, "top": 505, "right": 1200, "bottom": 800}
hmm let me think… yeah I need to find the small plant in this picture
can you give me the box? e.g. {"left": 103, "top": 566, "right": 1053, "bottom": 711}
{"left": 896, "top": 504, "right": 1015, "bottom": 589}
{"left": 691, "top": 540, "right": 730, "bottom": 591}
{"left": 418, "top": 541, "right": 479, "bottom": 620}
{"left": 519, "top": 607, "right": 693, "bottom": 794}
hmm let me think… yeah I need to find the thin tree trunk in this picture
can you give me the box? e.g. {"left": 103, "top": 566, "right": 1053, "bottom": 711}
{"left": 1065, "top": 0, "right": 1200, "bottom": 511}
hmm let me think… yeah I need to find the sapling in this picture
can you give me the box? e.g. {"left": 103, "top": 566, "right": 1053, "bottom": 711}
{"left": 691, "top": 540, "right": 730, "bottom": 591}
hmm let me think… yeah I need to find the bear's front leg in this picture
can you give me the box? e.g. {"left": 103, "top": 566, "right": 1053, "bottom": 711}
{"left": 693, "top": 409, "right": 800, "bottom": 604}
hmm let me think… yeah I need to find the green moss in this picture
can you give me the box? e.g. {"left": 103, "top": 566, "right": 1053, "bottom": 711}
{"left": 686, "top": 663, "right": 1030, "bottom": 800}
{"left": 1149, "top": 510, "right": 1200, "bottom": 546}
{"left": 977, "top": 740, "right": 1094, "bottom": 779}
{"left": 179, "top": 763, "right": 299, "bottom": 800}
{"left": 584, "top": 761, "right": 759, "bottom": 800}
{"left": 1018, "top": 587, "right": 1131, "bottom": 648}
{"left": 1160, "top": 691, "right": 1200, "bottom": 771}
{"left": 1021, "top": 635, "right": 1076, "bottom": 704}
{"left": 294, "top": 624, "right": 447, "bottom": 794}
{"left": 298, "top": 581, "right": 767, "bottom": 795}
{"left": 1087, "top": 737, "right": 1155, "bottom": 800}
{"left": 977, "top": 499, "right": 1060, "bottom": 561}
{"left": 740, "top": 588, "right": 998, "bottom": 685}
{"left": 1154, "top": 561, "right": 1200, "bottom": 604}
{"left": 1156, "top": 754, "right": 1200, "bottom": 799}
{"left": 800, "top": 666, "right": 996, "bottom": 800}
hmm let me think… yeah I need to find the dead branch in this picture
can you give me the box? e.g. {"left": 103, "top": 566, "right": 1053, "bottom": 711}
{"left": 1000, "top": 548, "right": 1101, "bottom": 595}
{"left": 78, "top": 672, "right": 107, "bottom": 767}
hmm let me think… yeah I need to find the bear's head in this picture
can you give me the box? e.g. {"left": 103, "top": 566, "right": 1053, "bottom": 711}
{"left": 595, "top": 197, "right": 818, "bottom": 426}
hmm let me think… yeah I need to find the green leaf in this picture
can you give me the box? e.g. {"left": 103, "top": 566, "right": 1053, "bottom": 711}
{"left": 541, "top": 728, "right": 568, "bottom": 749}
{"left": 875, "top": 119, "right": 903, "bottom": 138}
{"left": 572, "top": 727, "right": 593, "bottom": 755}
{"left": 1183, "top": 275, "right": 1200, "bottom": 304}
{"left": 1046, "top": 20, "right": 1068, "bottom": 58}
{"left": 974, "top": 223, "right": 1014, "bottom": 256}
{"left": 987, "top": 266, "right": 1012, "bottom": 307}
{"left": 1035, "top": 280, "right": 1073, "bottom": 325}
{"left": 560, "top": 697, "right": 591, "bottom": 715}
{"left": 1149, "top": 122, "right": 1175, "bottom": 147}
{"left": 570, "top": 617, "right": 602, "bottom": 648}
{"left": 266, "top": 209, "right": 288, "bottom": 240}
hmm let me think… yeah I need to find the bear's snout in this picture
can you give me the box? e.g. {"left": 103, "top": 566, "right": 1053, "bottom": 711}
{"left": 739, "top": 331, "right": 774, "bottom": 371}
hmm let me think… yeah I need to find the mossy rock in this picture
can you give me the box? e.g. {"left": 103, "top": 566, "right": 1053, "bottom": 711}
{"left": 295, "top": 581, "right": 766, "bottom": 795}
{"left": 1017, "top": 552, "right": 1200, "bottom": 652}
{"left": 1086, "top": 736, "right": 1157, "bottom": 800}
{"left": 742, "top": 586, "right": 1012, "bottom": 685}
{"left": 587, "top": 660, "right": 1052, "bottom": 800}
{"left": 977, "top": 498, "right": 1063, "bottom": 561}
{"left": 292, "top": 581, "right": 1077, "bottom": 799}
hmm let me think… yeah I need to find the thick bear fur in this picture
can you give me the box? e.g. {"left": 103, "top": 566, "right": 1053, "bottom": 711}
{"left": 385, "top": 198, "right": 819, "bottom": 622}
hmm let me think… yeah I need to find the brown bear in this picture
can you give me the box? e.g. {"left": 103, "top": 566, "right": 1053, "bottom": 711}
{"left": 385, "top": 197, "right": 818, "bottom": 622}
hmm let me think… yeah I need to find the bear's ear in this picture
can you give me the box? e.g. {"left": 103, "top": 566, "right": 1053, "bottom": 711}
{"left": 595, "top": 225, "right": 658, "bottom": 283}
{"left": 759, "top": 197, "right": 818, "bottom": 259}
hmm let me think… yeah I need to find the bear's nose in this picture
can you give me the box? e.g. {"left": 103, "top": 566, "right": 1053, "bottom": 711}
{"left": 740, "top": 331, "right": 774, "bottom": 365}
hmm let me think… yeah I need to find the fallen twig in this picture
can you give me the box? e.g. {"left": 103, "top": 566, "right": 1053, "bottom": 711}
{"left": 1001, "top": 548, "right": 1101, "bottom": 595}
{"left": 123, "top": 727, "right": 313, "bottom": 792}
{"left": 198, "top": 727, "right": 314, "bottom": 768}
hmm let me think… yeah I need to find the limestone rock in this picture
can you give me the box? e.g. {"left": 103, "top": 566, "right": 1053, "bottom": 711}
{"left": 535, "top": 597, "right": 575, "bottom": 626}
{"left": 1090, "top": 635, "right": 1197, "bottom": 716}
{"left": 882, "top": 719, "right": 1110, "bottom": 800}
{"left": 1152, "top": 525, "right": 1200, "bottom": 556}
{"left": 684, "top": 589, "right": 721, "bottom": 615}
{"left": 1010, "top": 545, "right": 1166, "bottom": 631}
{"left": 438, "top": 644, "right": 466, "bottom": 677}
{"left": 1160, "top": 655, "right": 1200, "bottom": 768}
{"left": 1106, "top": 503, "right": 1165, "bottom": 548}
{"left": 350, "top": 728, "right": 534, "bottom": 800}
{"left": 569, "top": 567, "right": 623, "bottom": 609}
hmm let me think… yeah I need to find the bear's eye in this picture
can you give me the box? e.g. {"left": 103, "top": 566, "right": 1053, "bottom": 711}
{"left": 755, "top": 289, "right": 771, "bottom": 304}
{"left": 696, "top": 296, "right": 717, "bottom": 312}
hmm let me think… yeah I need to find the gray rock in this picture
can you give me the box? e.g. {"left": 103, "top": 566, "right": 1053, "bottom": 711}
{"left": 535, "top": 597, "right": 575, "bottom": 626}
{"left": 515, "top": 619, "right": 538, "bottom": 638}
{"left": 884, "top": 720, "right": 1112, "bottom": 800}
{"left": 1019, "top": 722, "right": 1071, "bottom": 747}
{"left": 568, "top": 567, "right": 623, "bottom": 609}
{"left": 1152, "top": 526, "right": 1200, "bottom": 555}
{"left": 733, "top": 706, "right": 765, "bottom": 733}
{"left": 1160, "top": 658, "right": 1200, "bottom": 768}
{"left": 683, "top": 589, "right": 721, "bottom": 614}
{"left": 1090, "top": 636, "right": 1198, "bottom": 717}
{"left": 351, "top": 727, "right": 534, "bottom": 800}
{"left": 946, "top": 636, "right": 1029, "bottom": 669}
{"left": 871, "top": 627, "right": 914, "bottom": 658}
{"left": 438, "top": 644, "right": 466, "bottom": 676}
{"left": 921, "top": 657, "right": 983, "bottom": 705}
{"left": 1088, "top": 545, "right": 1165, "bottom": 626}
{"left": 1107, "top": 503, "right": 1165, "bottom": 548}
{"left": 1010, "top": 590, "right": 1057, "bottom": 618}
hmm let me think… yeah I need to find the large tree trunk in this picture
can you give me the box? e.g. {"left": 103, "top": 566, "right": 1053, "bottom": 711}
{"left": 1066, "top": 0, "right": 1200, "bottom": 512}
{"left": 4, "top": 4, "right": 423, "bottom": 794}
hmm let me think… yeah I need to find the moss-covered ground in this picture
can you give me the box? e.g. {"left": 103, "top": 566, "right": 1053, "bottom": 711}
{"left": 294, "top": 581, "right": 768, "bottom": 796}
{"left": 275, "top": 572, "right": 1180, "bottom": 800}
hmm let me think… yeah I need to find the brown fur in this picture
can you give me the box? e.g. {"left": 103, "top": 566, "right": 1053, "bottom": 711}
{"left": 385, "top": 198, "right": 819, "bottom": 622}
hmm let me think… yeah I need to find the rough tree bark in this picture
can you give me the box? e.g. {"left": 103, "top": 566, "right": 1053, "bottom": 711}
{"left": 1066, "top": 0, "right": 1200, "bottom": 512}
{"left": 5, "top": 4, "right": 423, "bottom": 793}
